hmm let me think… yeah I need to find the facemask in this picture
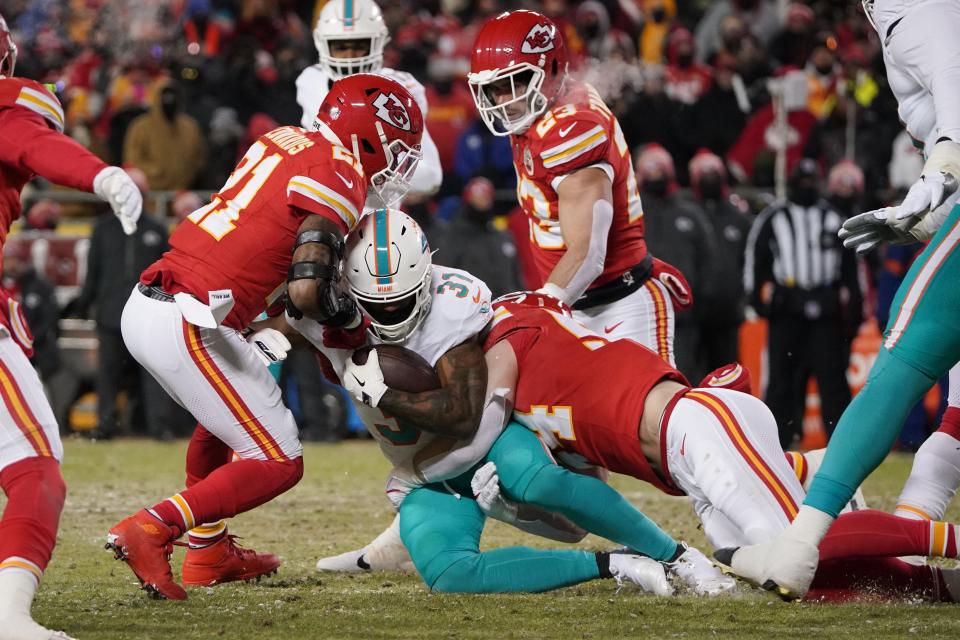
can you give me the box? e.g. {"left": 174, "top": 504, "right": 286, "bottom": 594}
{"left": 677, "top": 51, "right": 694, "bottom": 67}
{"left": 160, "top": 91, "right": 179, "bottom": 120}
{"left": 652, "top": 7, "right": 667, "bottom": 23}
{"left": 790, "top": 186, "right": 819, "bottom": 207}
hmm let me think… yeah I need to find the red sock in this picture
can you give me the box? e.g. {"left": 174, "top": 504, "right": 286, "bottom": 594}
{"left": 938, "top": 406, "right": 960, "bottom": 441}
{"left": 149, "top": 457, "right": 303, "bottom": 533}
{"left": 822, "top": 509, "right": 959, "bottom": 561}
{"left": 783, "top": 451, "right": 807, "bottom": 486}
{"left": 807, "top": 557, "right": 948, "bottom": 603}
{"left": 0, "top": 457, "right": 66, "bottom": 577}
{"left": 185, "top": 424, "right": 232, "bottom": 488}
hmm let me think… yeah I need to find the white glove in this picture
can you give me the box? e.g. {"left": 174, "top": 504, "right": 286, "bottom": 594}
{"left": 93, "top": 166, "right": 142, "bottom": 235}
{"left": 839, "top": 199, "right": 954, "bottom": 254}
{"left": 470, "top": 461, "right": 519, "bottom": 523}
{"left": 344, "top": 348, "right": 388, "bottom": 407}
{"left": 894, "top": 171, "right": 958, "bottom": 223}
{"left": 246, "top": 328, "right": 291, "bottom": 367}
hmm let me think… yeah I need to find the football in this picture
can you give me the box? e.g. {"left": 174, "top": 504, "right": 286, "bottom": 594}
{"left": 352, "top": 344, "right": 441, "bottom": 393}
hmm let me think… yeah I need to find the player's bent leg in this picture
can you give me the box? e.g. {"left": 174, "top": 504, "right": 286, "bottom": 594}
{"left": 110, "top": 289, "right": 302, "bottom": 597}
{"left": 398, "top": 484, "right": 670, "bottom": 594}
{"left": 316, "top": 514, "right": 414, "bottom": 573}
{"left": 806, "top": 557, "right": 958, "bottom": 603}
{"left": 489, "top": 422, "right": 679, "bottom": 562}
{"left": 0, "top": 457, "right": 71, "bottom": 640}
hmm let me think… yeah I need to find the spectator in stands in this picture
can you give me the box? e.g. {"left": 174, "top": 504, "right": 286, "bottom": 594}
{"left": 574, "top": 1, "right": 632, "bottom": 61}
{"left": 453, "top": 120, "right": 515, "bottom": 197}
{"left": 67, "top": 170, "right": 180, "bottom": 440}
{"left": 1, "top": 242, "right": 60, "bottom": 386}
{"left": 688, "top": 150, "right": 751, "bottom": 371}
{"left": 201, "top": 107, "right": 246, "bottom": 190}
{"left": 424, "top": 57, "right": 476, "bottom": 196}
{"left": 663, "top": 27, "right": 712, "bottom": 106}
{"left": 123, "top": 79, "right": 207, "bottom": 190}
{"left": 768, "top": 3, "right": 817, "bottom": 69}
{"left": 805, "top": 34, "right": 841, "bottom": 120}
{"left": 745, "top": 159, "right": 860, "bottom": 448}
{"left": 618, "top": 65, "right": 686, "bottom": 167}
{"left": 433, "top": 177, "right": 524, "bottom": 297}
{"left": 636, "top": 144, "right": 714, "bottom": 381}
{"left": 637, "top": 0, "right": 675, "bottom": 64}
{"left": 695, "top": 0, "right": 780, "bottom": 64}
{"left": 687, "top": 52, "right": 748, "bottom": 158}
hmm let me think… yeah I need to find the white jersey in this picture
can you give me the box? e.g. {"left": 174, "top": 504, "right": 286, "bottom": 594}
{"left": 295, "top": 65, "right": 443, "bottom": 195}
{"left": 290, "top": 265, "right": 493, "bottom": 484}
{"left": 868, "top": 0, "right": 960, "bottom": 153}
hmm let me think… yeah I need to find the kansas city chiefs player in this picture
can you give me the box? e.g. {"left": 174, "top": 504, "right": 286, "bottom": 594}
{"left": 468, "top": 10, "right": 691, "bottom": 364}
{"left": 296, "top": 0, "right": 441, "bottom": 196}
{"left": 105, "top": 74, "right": 423, "bottom": 601}
{"left": 482, "top": 292, "right": 960, "bottom": 603}
{"left": 0, "top": 14, "right": 142, "bottom": 640}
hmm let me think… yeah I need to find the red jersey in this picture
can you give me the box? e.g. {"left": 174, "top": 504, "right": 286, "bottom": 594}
{"left": 484, "top": 293, "right": 686, "bottom": 494}
{"left": 142, "top": 125, "right": 366, "bottom": 330}
{"left": 0, "top": 77, "right": 105, "bottom": 246}
{"left": 511, "top": 81, "right": 647, "bottom": 290}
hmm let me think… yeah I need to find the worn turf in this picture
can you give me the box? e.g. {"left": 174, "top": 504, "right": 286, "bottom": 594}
{"left": 13, "top": 439, "right": 960, "bottom": 639}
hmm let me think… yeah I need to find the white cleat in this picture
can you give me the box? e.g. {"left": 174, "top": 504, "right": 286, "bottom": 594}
{"left": 666, "top": 545, "right": 737, "bottom": 596}
{"left": 315, "top": 548, "right": 370, "bottom": 573}
{"left": 0, "top": 614, "right": 76, "bottom": 640}
{"left": 715, "top": 535, "right": 819, "bottom": 601}
{"left": 609, "top": 554, "right": 674, "bottom": 596}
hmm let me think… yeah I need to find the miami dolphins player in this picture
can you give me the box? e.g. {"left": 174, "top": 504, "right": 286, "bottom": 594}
{"left": 721, "top": 0, "right": 960, "bottom": 599}
{"left": 286, "top": 208, "right": 730, "bottom": 595}
{"left": 295, "top": 0, "right": 441, "bottom": 197}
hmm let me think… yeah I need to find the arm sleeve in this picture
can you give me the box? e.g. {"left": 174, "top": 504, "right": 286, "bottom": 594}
{"left": 0, "top": 108, "right": 106, "bottom": 191}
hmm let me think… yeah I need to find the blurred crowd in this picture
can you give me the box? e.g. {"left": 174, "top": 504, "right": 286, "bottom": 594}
{"left": 2, "top": 0, "right": 940, "bottom": 447}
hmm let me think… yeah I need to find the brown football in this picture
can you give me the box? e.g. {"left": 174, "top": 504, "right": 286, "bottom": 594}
{"left": 352, "top": 344, "right": 441, "bottom": 393}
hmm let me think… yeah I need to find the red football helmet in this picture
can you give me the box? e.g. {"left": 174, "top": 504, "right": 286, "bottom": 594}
{"left": 315, "top": 73, "right": 423, "bottom": 207}
{"left": 468, "top": 10, "right": 568, "bottom": 137}
{"left": 0, "top": 14, "right": 17, "bottom": 78}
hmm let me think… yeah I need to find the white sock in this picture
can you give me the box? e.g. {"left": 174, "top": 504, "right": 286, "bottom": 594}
{"left": 786, "top": 505, "right": 834, "bottom": 545}
{"left": 363, "top": 514, "right": 412, "bottom": 571}
{"left": 799, "top": 449, "right": 827, "bottom": 492}
{"left": 0, "top": 566, "right": 39, "bottom": 620}
{"left": 895, "top": 431, "right": 960, "bottom": 522}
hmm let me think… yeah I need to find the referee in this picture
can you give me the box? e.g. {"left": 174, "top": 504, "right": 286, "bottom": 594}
{"left": 744, "top": 159, "right": 862, "bottom": 448}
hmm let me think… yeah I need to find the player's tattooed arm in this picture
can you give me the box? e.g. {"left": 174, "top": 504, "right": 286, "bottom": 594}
{"left": 378, "top": 337, "right": 487, "bottom": 439}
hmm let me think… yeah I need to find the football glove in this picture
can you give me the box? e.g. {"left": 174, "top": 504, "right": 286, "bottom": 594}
{"left": 246, "top": 328, "right": 291, "bottom": 367}
{"left": 470, "top": 462, "right": 519, "bottom": 524}
{"left": 838, "top": 205, "right": 949, "bottom": 254}
{"left": 93, "top": 167, "right": 142, "bottom": 235}
{"left": 651, "top": 257, "right": 693, "bottom": 310}
{"left": 344, "top": 348, "right": 388, "bottom": 407}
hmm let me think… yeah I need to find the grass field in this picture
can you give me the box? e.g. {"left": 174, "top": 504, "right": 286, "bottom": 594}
{"left": 12, "top": 438, "right": 960, "bottom": 639}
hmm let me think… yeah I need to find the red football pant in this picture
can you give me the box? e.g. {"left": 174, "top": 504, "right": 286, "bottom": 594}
{"left": 821, "top": 509, "right": 958, "bottom": 560}
{"left": 0, "top": 457, "right": 66, "bottom": 574}
{"left": 808, "top": 557, "right": 951, "bottom": 603}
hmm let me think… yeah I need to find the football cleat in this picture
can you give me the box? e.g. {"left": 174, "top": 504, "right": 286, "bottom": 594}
{"left": 666, "top": 544, "right": 737, "bottom": 596}
{"left": 609, "top": 553, "right": 673, "bottom": 596}
{"left": 181, "top": 535, "right": 280, "bottom": 587}
{"left": 105, "top": 510, "right": 187, "bottom": 600}
{"left": 0, "top": 614, "right": 76, "bottom": 640}
{"left": 715, "top": 535, "right": 819, "bottom": 601}
{"left": 317, "top": 517, "right": 414, "bottom": 573}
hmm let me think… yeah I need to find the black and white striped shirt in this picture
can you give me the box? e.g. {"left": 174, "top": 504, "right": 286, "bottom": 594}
{"left": 744, "top": 199, "right": 850, "bottom": 300}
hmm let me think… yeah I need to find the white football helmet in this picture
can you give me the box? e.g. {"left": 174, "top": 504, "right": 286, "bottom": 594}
{"left": 313, "top": 0, "right": 390, "bottom": 80}
{"left": 344, "top": 208, "right": 432, "bottom": 343}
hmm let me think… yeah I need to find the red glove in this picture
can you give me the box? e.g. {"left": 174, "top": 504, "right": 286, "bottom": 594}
{"left": 322, "top": 314, "right": 371, "bottom": 350}
{"left": 699, "top": 363, "right": 752, "bottom": 395}
{"left": 651, "top": 258, "right": 693, "bottom": 310}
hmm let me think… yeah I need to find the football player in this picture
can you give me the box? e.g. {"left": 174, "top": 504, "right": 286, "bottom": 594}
{"left": 104, "top": 74, "right": 423, "bottom": 601}
{"left": 467, "top": 10, "right": 691, "bottom": 362}
{"left": 288, "top": 208, "right": 730, "bottom": 596}
{"left": 726, "top": 0, "right": 960, "bottom": 599}
{"left": 482, "top": 291, "right": 960, "bottom": 603}
{"left": 0, "top": 15, "right": 142, "bottom": 640}
{"left": 295, "top": 0, "right": 441, "bottom": 197}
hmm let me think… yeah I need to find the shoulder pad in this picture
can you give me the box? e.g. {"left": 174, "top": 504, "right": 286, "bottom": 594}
{"left": 0, "top": 78, "right": 64, "bottom": 132}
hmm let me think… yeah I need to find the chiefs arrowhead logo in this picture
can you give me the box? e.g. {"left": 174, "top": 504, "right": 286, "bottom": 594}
{"left": 521, "top": 24, "right": 556, "bottom": 54}
{"left": 372, "top": 92, "right": 411, "bottom": 131}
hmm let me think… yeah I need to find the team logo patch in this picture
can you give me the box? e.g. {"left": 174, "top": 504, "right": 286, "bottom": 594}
{"left": 523, "top": 147, "right": 534, "bottom": 175}
{"left": 372, "top": 92, "right": 411, "bottom": 131}
{"left": 521, "top": 24, "right": 556, "bottom": 54}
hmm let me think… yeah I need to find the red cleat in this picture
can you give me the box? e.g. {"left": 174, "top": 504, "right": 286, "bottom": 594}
{"left": 181, "top": 535, "right": 280, "bottom": 586}
{"left": 105, "top": 510, "right": 187, "bottom": 600}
